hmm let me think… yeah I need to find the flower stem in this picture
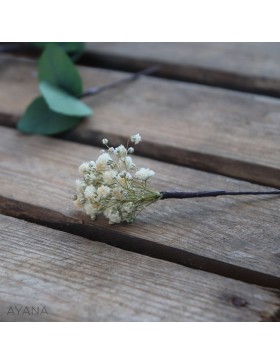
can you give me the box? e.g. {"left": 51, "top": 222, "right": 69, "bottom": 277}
{"left": 160, "top": 190, "right": 280, "bottom": 200}
{"left": 81, "top": 65, "right": 160, "bottom": 99}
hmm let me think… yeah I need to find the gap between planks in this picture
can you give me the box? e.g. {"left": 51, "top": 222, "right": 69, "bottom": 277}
{"left": 83, "top": 42, "right": 280, "bottom": 98}
{"left": 0, "top": 126, "right": 279, "bottom": 289}
{"left": 1, "top": 214, "right": 279, "bottom": 322}
{"left": 2, "top": 43, "right": 280, "bottom": 98}
{"left": 0, "top": 56, "right": 279, "bottom": 188}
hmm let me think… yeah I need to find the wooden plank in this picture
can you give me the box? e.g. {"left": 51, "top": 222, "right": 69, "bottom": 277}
{"left": 1, "top": 214, "right": 279, "bottom": 322}
{"left": 0, "top": 126, "right": 279, "bottom": 288}
{"left": 86, "top": 42, "right": 280, "bottom": 97}
{"left": 0, "top": 56, "right": 280, "bottom": 188}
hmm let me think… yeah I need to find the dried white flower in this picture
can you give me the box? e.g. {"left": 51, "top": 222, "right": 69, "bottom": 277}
{"left": 96, "top": 153, "right": 112, "bottom": 171}
{"left": 135, "top": 168, "right": 155, "bottom": 180}
{"left": 84, "top": 185, "right": 96, "bottom": 199}
{"left": 131, "top": 133, "right": 142, "bottom": 144}
{"left": 79, "top": 162, "right": 90, "bottom": 174}
{"left": 119, "top": 157, "right": 134, "bottom": 171}
{"left": 103, "top": 170, "right": 117, "bottom": 185}
{"left": 114, "top": 145, "right": 127, "bottom": 158}
{"left": 75, "top": 179, "right": 85, "bottom": 192}
{"left": 97, "top": 185, "right": 111, "bottom": 199}
{"left": 73, "top": 133, "right": 160, "bottom": 224}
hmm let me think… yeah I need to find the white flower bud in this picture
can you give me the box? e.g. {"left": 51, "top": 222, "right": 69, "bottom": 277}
{"left": 79, "top": 162, "right": 90, "bottom": 174}
{"left": 83, "top": 202, "right": 97, "bottom": 219}
{"left": 135, "top": 168, "right": 155, "bottom": 180}
{"left": 108, "top": 211, "right": 121, "bottom": 224}
{"left": 96, "top": 153, "right": 112, "bottom": 171}
{"left": 88, "top": 161, "right": 96, "bottom": 169}
{"left": 84, "top": 185, "right": 96, "bottom": 198}
{"left": 114, "top": 145, "right": 127, "bottom": 158}
{"left": 97, "top": 185, "right": 111, "bottom": 199}
{"left": 131, "top": 133, "right": 142, "bottom": 144}
{"left": 102, "top": 138, "right": 108, "bottom": 145}
{"left": 103, "top": 170, "right": 117, "bottom": 185}
{"left": 125, "top": 172, "right": 132, "bottom": 180}
{"left": 75, "top": 179, "right": 85, "bottom": 192}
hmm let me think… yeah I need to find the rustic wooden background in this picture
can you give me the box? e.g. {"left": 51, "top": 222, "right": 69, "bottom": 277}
{"left": 0, "top": 43, "right": 279, "bottom": 321}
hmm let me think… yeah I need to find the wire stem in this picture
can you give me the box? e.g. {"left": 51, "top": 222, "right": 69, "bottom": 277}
{"left": 81, "top": 65, "right": 160, "bottom": 98}
{"left": 160, "top": 190, "right": 280, "bottom": 200}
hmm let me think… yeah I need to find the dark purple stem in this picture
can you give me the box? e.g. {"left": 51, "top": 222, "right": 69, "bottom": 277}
{"left": 81, "top": 65, "right": 160, "bottom": 98}
{"left": 160, "top": 190, "right": 280, "bottom": 200}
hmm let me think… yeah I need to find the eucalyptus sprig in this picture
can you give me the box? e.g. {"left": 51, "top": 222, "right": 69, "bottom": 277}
{"left": 17, "top": 43, "right": 159, "bottom": 135}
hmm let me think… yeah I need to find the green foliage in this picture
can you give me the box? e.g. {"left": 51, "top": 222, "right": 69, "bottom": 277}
{"left": 18, "top": 97, "right": 82, "bottom": 135}
{"left": 39, "top": 81, "right": 92, "bottom": 117}
{"left": 18, "top": 43, "right": 91, "bottom": 135}
{"left": 32, "top": 42, "right": 85, "bottom": 55}
{"left": 38, "top": 43, "right": 82, "bottom": 96}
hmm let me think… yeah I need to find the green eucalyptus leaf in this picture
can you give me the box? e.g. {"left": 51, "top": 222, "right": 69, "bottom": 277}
{"left": 39, "top": 81, "right": 92, "bottom": 117}
{"left": 17, "top": 97, "right": 82, "bottom": 135}
{"left": 32, "top": 42, "right": 85, "bottom": 54}
{"left": 38, "top": 43, "right": 83, "bottom": 97}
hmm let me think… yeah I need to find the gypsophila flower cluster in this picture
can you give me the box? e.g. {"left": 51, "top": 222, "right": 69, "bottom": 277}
{"left": 73, "top": 134, "right": 161, "bottom": 224}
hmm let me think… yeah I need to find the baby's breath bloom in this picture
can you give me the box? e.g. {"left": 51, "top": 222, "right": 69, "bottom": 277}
{"left": 114, "top": 145, "right": 127, "bottom": 158}
{"left": 116, "top": 174, "right": 127, "bottom": 188}
{"left": 104, "top": 208, "right": 122, "bottom": 224}
{"left": 97, "top": 185, "right": 111, "bottom": 199}
{"left": 103, "top": 170, "right": 117, "bottom": 185}
{"left": 124, "top": 156, "right": 134, "bottom": 170}
{"left": 83, "top": 201, "right": 97, "bottom": 219}
{"left": 73, "top": 133, "right": 160, "bottom": 224}
{"left": 131, "top": 133, "right": 142, "bottom": 144}
{"left": 79, "top": 162, "right": 90, "bottom": 174}
{"left": 75, "top": 179, "right": 85, "bottom": 192}
{"left": 84, "top": 185, "right": 96, "bottom": 199}
{"left": 135, "top": 167, "right": 155, "bottom": 180}
{"left": 96, "top": 153, "right": 112, "bottom": 171}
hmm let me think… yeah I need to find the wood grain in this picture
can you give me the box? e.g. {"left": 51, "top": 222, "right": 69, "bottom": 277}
{"left": 0, "top": 126, "right": 279, "bottom": 288}
{"left": 0, "top": 56, "right": 279, "bottom": 187}
{"left": 85, "top": 42, "right": 280, "bottom": 96}
{"left": 0, "top": 214, "right": 279, "bottom": 322}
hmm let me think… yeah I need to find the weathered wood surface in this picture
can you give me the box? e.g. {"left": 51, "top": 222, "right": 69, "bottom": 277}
{"left": 0, "top": 56, "right": 280, "bottom": 188}
{"left": 86, "top": 42, "right": 280, "bottom": 96}
{"left": 1, "top": 215, "right": 278, "bottom": 322}
{"left": 0, "top": 126, "right": 279, "bottom": 288}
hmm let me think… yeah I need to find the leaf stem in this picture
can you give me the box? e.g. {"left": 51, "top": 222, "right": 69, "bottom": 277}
{"left": 160, "top": 190, "right": 280, "bottom": 200}
{"left": 81, "top": 65, "right": 160, "bottom": 99}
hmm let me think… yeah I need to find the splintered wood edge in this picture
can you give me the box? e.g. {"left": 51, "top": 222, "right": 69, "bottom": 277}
{"left": 1, "top": 214, "right": 279, "bottom": 322}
